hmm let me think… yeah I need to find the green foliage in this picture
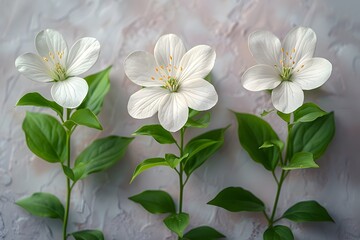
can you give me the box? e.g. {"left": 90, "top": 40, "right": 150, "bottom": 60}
{"left": 79, "top": 67, "right": 111, "bottom": 115}
{"left": 129, "top": 190, "right": 176, "bottom": 214}
{"left": 277, "top": 111, "right": 291, "bottom": 123}
{"left": 164, "top": 213, "right": 190, "bottom": 238}
{"left": 282, "top": 201, "right": 334, "bottom": 223}
{"left": 70, "top": 230, "right": 104, "bottom": 240}
{"left": 293, "top": 103, "right": 326, "bottom": 123}
{"left": 65, "top": 108, "right": 102, "bottom": 130}
{"left": 185, "top": 112, "right": 211, "bottom": 128}
{"left": 16, "top": 92, "right": 63, "bottom": 117}
{"left": 235, "top": 112, "right": 280, "bottom": 170}
{"left": 73, "top": 136, "right": 133, "bottom": 181}
{"left": 264, "top": 225, "right": 294, "bottom": 240}
{"left": 183, "top": 226, "right": 225, "bottom": 240}
{"left": 283, "top": 152, "right": 319, "bottom": 170}
{"left": 22, "top": 112, "right": 67, "bottom": 163}
{"left": 208, "top": 187, "right": 265, "bottom": 212}
{"left": 133, "top": 124, "right": 176, "bottom": 144}
{"left": 131, "top": 158, "right": 169, "bottom": 183}
{"left": 165, "top": 153, "right": 188, "bottom": 169}
{"left": 16, "top": 192, "right": 64, "bottom": 220}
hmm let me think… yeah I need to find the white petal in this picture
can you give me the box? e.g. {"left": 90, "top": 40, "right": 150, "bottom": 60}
{"left": 158, "top": 93, "right": 188, "bottom": 132}
{"left": 35, "top": 29, "right": 68, "bottom": 66}
{"left": 66, "top": 37, "right": 100, "bottom": 76}
{"left": 124, "top": 51, "right": 163, "bottom": 87}
{"left": 154, "top": 34, "right": 186, "bottom": 75}
{"left": 179, "top": 45, "right": 216, "bottom": 82}
{"left": 242, "top": 64, "right": 282, "bottom": 91}
{"left": 271, "top": 82, "right": 304, "bottom": 113}
{"left": 15, "top": 53, "right": 53, "bottom": 82}
{"left": 128, "top": 87, "right": 168, "bottom": 119}
{"left": 51, "top": 77, "right": 88, "bottom": 108}
{"left": 292, "top": 58, "right": 332, "bottom": 90}
{"left": 179, "top": 78, "right": 218, "bottom": 111}
{"left": 248, "top": 30, "right": 281, "bottom": 66}
{"left": 283, "top": 27, "right": 317, "bottom": 65}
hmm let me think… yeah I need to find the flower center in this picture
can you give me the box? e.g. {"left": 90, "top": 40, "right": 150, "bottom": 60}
{"left": 165, "top": 77, "right": 179, "bottom": 92}
{"left": 42, "top": 51, "right": 67, "bottom": 81}
{"left": 275, "top": 48, "right": 305, "bottom": 81}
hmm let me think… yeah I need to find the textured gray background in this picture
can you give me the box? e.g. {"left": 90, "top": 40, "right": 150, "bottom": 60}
{"left": 1, "top": 0, "right": 360, "bottom": 239}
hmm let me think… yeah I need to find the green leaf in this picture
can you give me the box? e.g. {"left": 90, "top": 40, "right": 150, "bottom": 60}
{"left": 184, "top": 127, "right": 227, "bottom": 176}
{"left": 287, "top": 112, "right": 335, "bottom": 160}
{"left": 183, "top": 226, "right": 225, "bottom": 240}
{"left": 261, "top": 109, "right": 274, "bottom": 117}
{"left": 282, "top": 200, "right": 334, "bottom": 222}
{"left": 130, "top": 158, "right": 169, "bottom": 183}
{"left": 68, "top": 108, "right": 102, "bottom": 130}
{"left": 133, "top": 124, "right": 176, "bottom": 144}
{"left": 189, "top": 109, "right": 200, "bottom": 118}
{"left": 283, "top": 152, "right": 319, "bottom": 170}
{"left": 62, "top": 165, "right": 75, "bottom": 181}
{"left": 164, "top": 213, "right": 190, "bottom": 238}
{"left": 208, "top": 187, "right": 265, "bottom": 212}
{"left": 264, "top": 225, "right": 294, "bottom": 240}
{"left": 165, "top": 153, "right": 189, "bottom": 169}
{"left": 259, "top": 139, "right": 284, "bottom": 152}
{"left": 16, "top": 192, "right": 64, "bottom": 220}
{"left": 17, "top": 92, "right": 63, "bottom": 117}
{"left": 79, "top": 67, "right": 111, "bottom": 115}
{"left": 70, "top": 230, "right": 104, "bottom": 240}
{"left": 185, "top": 112, "right": 211, "bottom": 128}
{"left": 277, "top": 111, "right": 291, "bottom": 123}
{"left": 129, "top": 190, "right": 176, "bottom": 214}
{"left": 293, "top": 102, "right": 326, "bottom": 123}
{"left": 204, "top": 73, "right": 213, "bottom": 82}
{"left": 22, "top": 112, "right": 67, "bottom": 163}
{"left": 235, "top": 112, "right": 280, "bottom": 170}
{"left": 73, "top": 136, "right": 133, "bottom": 181}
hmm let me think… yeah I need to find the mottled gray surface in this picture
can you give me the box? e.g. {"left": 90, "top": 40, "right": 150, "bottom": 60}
{"left": 1, "top": 0, "right": 360, "bottom": 239}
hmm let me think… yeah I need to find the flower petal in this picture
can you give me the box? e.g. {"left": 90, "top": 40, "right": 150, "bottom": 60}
{"left": 248, "top": 30, "right": 282, "bottom": 66}
{"left": 271, "top": 81, "right": 304, "bottom": 113}
{"left": 51, "top": 77, "right": 88, "bottom": 108}
{"left": 242, "top": 64, "right": 282, "bottom": 91}
{"left": 292, "top": 58, "right": 332, "bottom": 90}
{"left": 128, "top": 87, "right": 168, "bottom": 119}
{"left": 283, "top": 27, "right": 317, "bottom": 65}
{"left": 178, "top": 45, "right": 216, "bottom": 82}
{"left": 154, "top": 34, "right": 186, "bottom": 76}
{"left": 124, "top": 51, "right": 163, "bottom": 87}
{"left": 15, "top": 53, "right": 53, "bottom": 82}
{"left": 66, "top": 37, "right": 100, "bottom": 76}
{"left": 35, "top": 29, "right": 68, "bottom": 66}
{"left": 158, "top": 93, "right": 188, "bottom": 132}
{"left": 179, "top": 78, "right": 218, "bottom": 111}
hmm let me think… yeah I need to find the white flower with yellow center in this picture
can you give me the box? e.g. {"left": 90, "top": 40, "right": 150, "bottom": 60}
{"left": 15, "top": 29, "right": 100, "bottom": 108}
{"left": 242, "top": 27, "right": 332, "bottom": 113}
{"left": 124, "top": 34, "right": 218, "bottom": 132}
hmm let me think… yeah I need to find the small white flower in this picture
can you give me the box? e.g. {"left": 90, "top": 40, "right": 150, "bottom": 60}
{"left": 15, "top": 29, "right": 100, "bottom": 108}
{"left": 124, "top": 34, "right": 218, "bottom": 132}
{"left": 242, "top": 27, "right": 332, "bottom": 113}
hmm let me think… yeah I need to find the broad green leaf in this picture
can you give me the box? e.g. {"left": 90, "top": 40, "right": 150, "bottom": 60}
{"left": 165, "top": 153, "right": 189, "bottom": 169}
{"left": 283, "top": 152, "right": 319, "bottom": 170}
{"left": 133, "top": 124, "right": 176, "bottom": 144}
{"left": 264, "top": 225, "right": 294, "bottom": 240}
{"left": 287, "top": 112, "right": 335, "bottom": 160}
{"left": 16, "top": 92, "right": 63, "bottom": 117}
{"left": 73, "top": 136, "right": 133, "bottom": 181}
{"left": 129, "top": 190, "right": 176, "bottom": 214}
{"left": 68, "top": 108, "right": 102, "bottom": 130}
{"left": 185, "top": 112, "right": 211, "bottom": 128}
{"left": 164, "top": 213, "right": 190, "bottom": 238}
{"left": 79, "top": 67, "right": 111, "bottom": 115}
{"left": 235, "top": 112, "right": 280, "bottom": 170}
{"left": 208, "top": 187, "right": 265, "bottom": 212}
{"left": 22, "top": 112, "right": 67, "bottom": 163}
{"left": 184, "top": 127, "right": 227, "bottom": 176}
{"left": 282, "top": 200, "right": 334, "bottom": 222}
{"left": 259, "top": 139, "right": 284, "bottom": 152}
{"left": 62, "top": 165, "right": 75, "bottom": 181}
{"left": 130, "top": 158, "right": 169, "bottom": 183}
{"left": 293, "top": 102, "right": 326, "bottom": 123}
{"left": 16, "top": 192, "right": 64, "bottom": 220}
{"left": 277, "top": 111, "right": 291, "bottom": 123}
{"left": 183, "top": 226, "right": 225, "bottom": 240}
{"left": 70, "top": 230, "right": 104, "bottom": 240}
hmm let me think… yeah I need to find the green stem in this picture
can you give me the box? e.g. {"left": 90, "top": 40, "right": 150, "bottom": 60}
{"left": 269, "top": 169, "right": 286, "bottom": 225}
{"left": 178, "top": 128, "right": 185, "bottom": 214}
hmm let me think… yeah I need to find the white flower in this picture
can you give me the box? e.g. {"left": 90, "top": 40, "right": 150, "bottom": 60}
{"left": 242, "top": 27, "right": 332, "bottom": 113}
{"left": 124, "top": 34, "right": 218, "bottom": 132}
{"left": 15, "top": 29, "right": 100, "bottom": 108}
